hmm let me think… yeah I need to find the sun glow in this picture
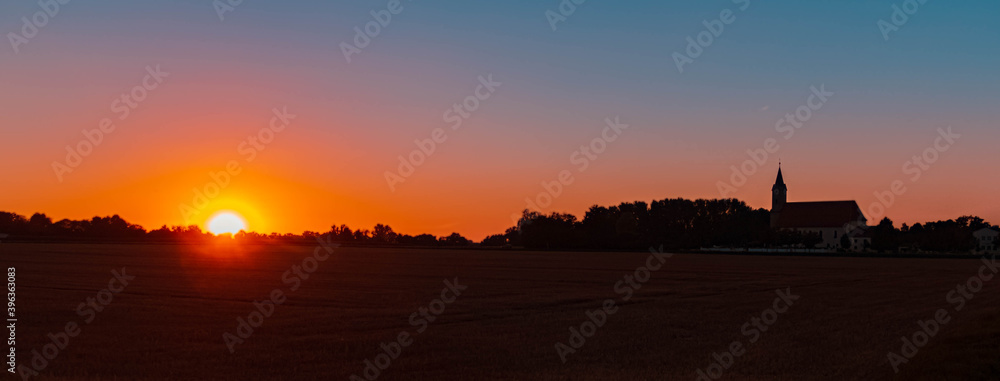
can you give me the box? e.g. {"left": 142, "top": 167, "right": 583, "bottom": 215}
{"left": 206, "top": 211, "right": 248, "bottom": 235}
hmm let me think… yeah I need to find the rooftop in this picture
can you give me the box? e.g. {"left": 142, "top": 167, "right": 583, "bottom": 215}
{"left": 774, "top": 201, "right": 867, "bottom": 229}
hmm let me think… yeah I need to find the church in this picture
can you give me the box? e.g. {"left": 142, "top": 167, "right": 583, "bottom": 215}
{"left": 770, "top": 166, "right": 871, "bottom": 251}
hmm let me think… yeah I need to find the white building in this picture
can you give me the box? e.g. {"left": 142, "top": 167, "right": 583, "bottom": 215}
{"left": 973, "top": 227, "right": 999, "bottom": 254}
{"left": 770, "top": 166, "right": 869, "bottom": 251}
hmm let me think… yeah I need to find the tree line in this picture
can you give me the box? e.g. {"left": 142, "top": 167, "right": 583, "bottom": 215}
{"left": 0, "top": 211, "right": 470, "bottom": 246}
{"left": 482, "top": 198, "right": 772, "bottom": 250}
{"left": 868, "top": 215, "right": 995, "bottom": 253}
{"left": 2, "top": 202, "right": 995, "bottom": 253}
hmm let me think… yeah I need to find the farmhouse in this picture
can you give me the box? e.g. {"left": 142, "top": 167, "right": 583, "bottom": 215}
{"left": 770, "top": 166, "right": 870, "bottom": 251}
{"left": 974, "top": 227, "right": 999, "bottom": 254}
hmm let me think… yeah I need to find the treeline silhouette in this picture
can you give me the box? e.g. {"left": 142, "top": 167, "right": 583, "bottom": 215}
{"left": 868, "top": 215, "right": 994, "bottom": 253}
{"left": 2, "top": 201, "right": 995, "bottom": 253}
{"left": 0, "top": 211, "right": 471, "bottom": 246}
{"left": 481, "top": 198, "right": 997, "bottom": 254}
{"left": 483, "top": 199, "right": 770, "bottom": 250}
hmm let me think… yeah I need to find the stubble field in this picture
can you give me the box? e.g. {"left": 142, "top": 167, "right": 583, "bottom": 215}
{"left": 4, "top": 243, "right": 999, "bottom": 380}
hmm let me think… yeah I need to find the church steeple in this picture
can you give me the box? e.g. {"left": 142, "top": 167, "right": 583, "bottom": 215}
{"left": 772, "top": 166, "right": 786, "bottom": 191}
{"left": 771, "top": 164, "right": 787, "bottom": 228}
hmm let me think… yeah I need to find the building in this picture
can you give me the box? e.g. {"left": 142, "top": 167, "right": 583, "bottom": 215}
{"left": 973, "top": 227, "right": 999, "bottom": 254}
{"left": 770, "top": 166, "right": 869, "bottom": 250}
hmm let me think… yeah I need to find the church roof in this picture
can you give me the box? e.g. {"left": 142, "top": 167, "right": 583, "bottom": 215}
{"left": 774, "top": 201, "right": 866, "bottom": 229}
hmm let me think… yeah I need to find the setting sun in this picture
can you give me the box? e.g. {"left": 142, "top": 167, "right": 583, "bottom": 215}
{"left": 206, "top": 211, "right": 248, "bottom": 235}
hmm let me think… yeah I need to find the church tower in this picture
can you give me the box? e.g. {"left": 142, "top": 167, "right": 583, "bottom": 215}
{"left": 771, "top": 165, "right": 787, "bottom": 228}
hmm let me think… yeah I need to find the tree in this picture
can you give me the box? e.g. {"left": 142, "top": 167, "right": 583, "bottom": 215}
{"left": 520, "top": 212, "right": 578, "bottom": 249}
{"left": 872, "top": 217, "right": 900, "bottom": 253}
{"left": 330, "top": 224, "right": 354, "bottom": 242}
{"left": 27, "top": 213, "right": 52, "bottom": 235}
{"left": 803, "top": 231, "right": 823, "bottom": 249}
{"left": 353, "top": 229, "right": 370, "bottom": 242}
{"left": 957, "top": 216, "right": 990, "bottom": 231}
{"left": 420, "top": 234, "right": 441, "bottom": 245}
{"left": 0, "top": 212, "right": 28, "bottom": 235}
{"left": 840, "top": 234, "right": 852, "bottom": 252}
{"left": 481, "top": 234, "right": 507, "bottom": 246}
{"left": 772, "top": 229, "right": 805, "bottom": 248}
{"left": 441, "top": 233, "right": 470, "bottom": 246}
{"left": 372, "top": 224, "right": 397, "bottom": 244}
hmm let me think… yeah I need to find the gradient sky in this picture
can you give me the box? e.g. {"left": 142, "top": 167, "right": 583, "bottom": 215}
{"left": 2, "top": 0, "right": 998, "bottom": 240}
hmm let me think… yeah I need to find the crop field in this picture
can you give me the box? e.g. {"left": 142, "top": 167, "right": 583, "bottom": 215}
{"left": 4, "top": 243, "right": 999, "bottom": 380}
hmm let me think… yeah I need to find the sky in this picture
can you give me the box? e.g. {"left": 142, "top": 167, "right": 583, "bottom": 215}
{"left": 1, "top": 0, "right": 998, "bottom": 240}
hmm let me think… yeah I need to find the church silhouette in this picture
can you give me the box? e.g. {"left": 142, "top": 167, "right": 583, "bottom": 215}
{"left": 770, "top": 165, "right": 871, "bottom": 251}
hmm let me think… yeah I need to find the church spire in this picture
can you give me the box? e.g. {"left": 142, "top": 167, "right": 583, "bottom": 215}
{"left": 773, "top": 164, "right": 786, "bottom": 190}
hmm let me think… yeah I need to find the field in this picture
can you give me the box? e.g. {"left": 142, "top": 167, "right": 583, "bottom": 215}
{"left": 4, "top": 243, "right": 1000, "bottom": 380}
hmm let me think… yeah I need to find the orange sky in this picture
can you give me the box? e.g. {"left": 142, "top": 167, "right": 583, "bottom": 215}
{"left": 3, "top": 99, "right": 997, "bottom": 241}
